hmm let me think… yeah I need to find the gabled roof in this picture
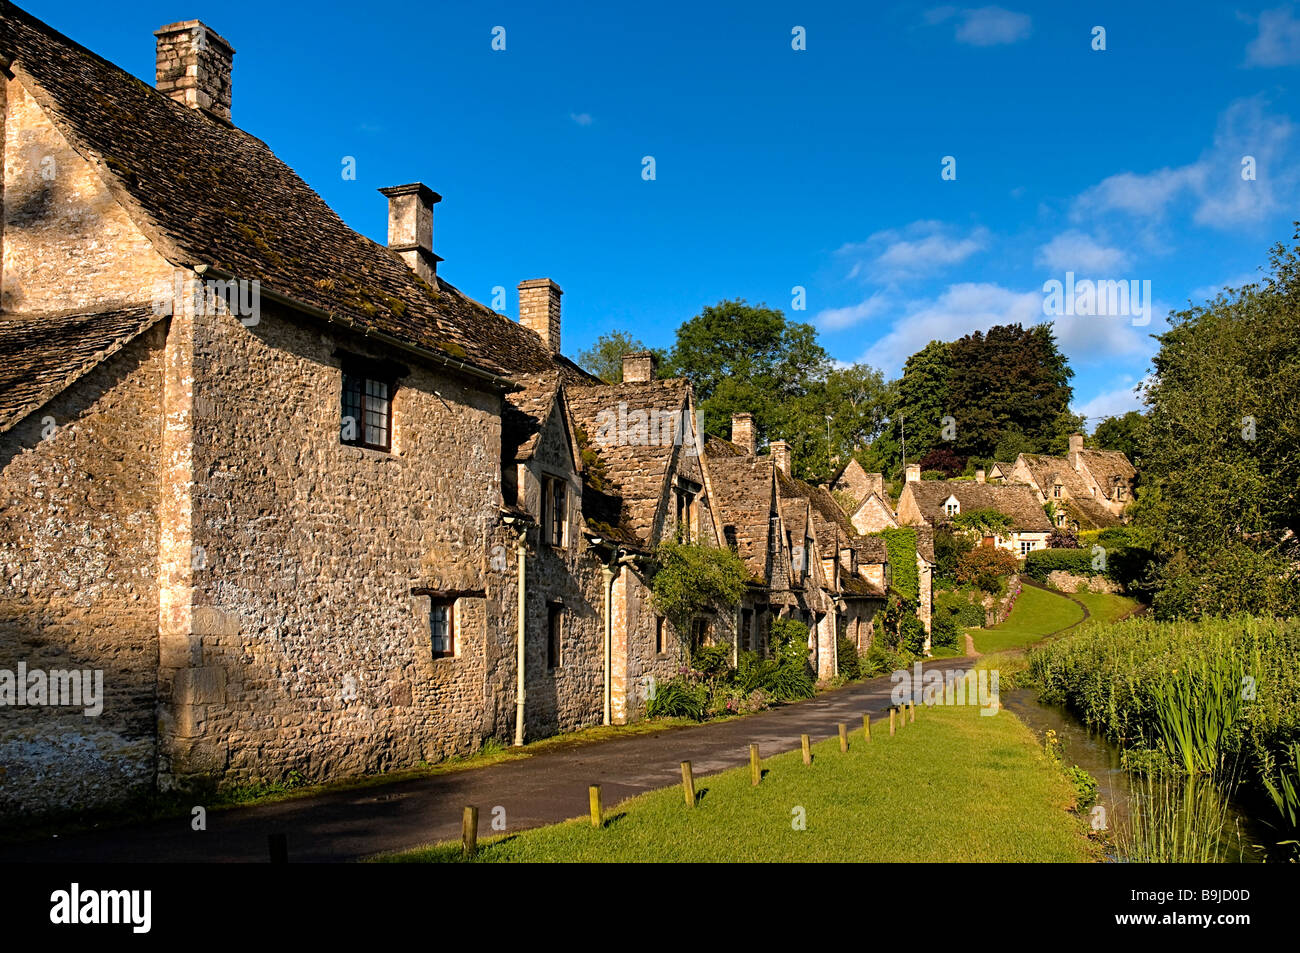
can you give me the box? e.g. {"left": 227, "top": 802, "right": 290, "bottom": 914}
{"left": 565, "top": 378, "right": 693, "bottom": 548}
{"left": 1, "top": 5, "right": 590, "bottom": 390}
{"left": 703, "top": 438, "right": 777, "bottom": 582}
{"left": 1076, "top": 449, "right": 1137, "bottom": 498}
{"left": 0, "top": 306, "right": 162, "bottom": 432}
{"left": 1058, "top": 496, "right": 1122, "bottom": 531}
{"left": 1018, "top": 453, "right": 1099, "bottom": 501}
{"left": 903, "top": 480, "right": 1053, "bottom": 533}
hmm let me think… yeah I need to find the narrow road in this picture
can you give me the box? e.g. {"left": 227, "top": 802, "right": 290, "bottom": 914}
{"left": 4, "top": 657, "right": 978, "bottom": 863}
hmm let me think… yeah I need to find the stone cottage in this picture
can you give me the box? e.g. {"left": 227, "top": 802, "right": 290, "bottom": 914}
{"left": 896, "top": 466, "right": 1053, "bottom": 556}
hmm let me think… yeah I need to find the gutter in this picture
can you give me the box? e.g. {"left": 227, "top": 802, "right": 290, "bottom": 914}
{"left": 192, "top": 264, "right": 517, "bottom": 392}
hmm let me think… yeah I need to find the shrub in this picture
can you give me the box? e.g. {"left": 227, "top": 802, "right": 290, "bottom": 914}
{"left": 836, "top": 635, "right": 862, "bottom": 680}
{"left": 933, "top": 527, "right": 973, "bottom": 582}
{"left": 955, "top": 546, "right": 1020, "bottom": 591}
{"left": 1023, "top": 547, "right": 1096, "bottom": 582}
{"left": 646, "top": 677, "right": 708, "bottom": 720}
{"left": 691, "top": 644, "right": 732, "bottom": 679}
{"left": 734, "top": 621, "right": 815, "bottom": 702}
{"left": 1047, "top": 529, "right": 1080, "bottom": 548}
{"left": 899, "top": 613, "right": 927, "bottom": 654}
{"left": 930, "top": 612, "right": 959, "bottom": 649}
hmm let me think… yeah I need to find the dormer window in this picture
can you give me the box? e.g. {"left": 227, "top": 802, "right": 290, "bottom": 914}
{"left": 944, "top": 497, "right": 959, "bottom": 517}
{"left": 1053, "top": 483, "right": 1062, "bottom": 498}
{"left": 541, "top": 476, "right": 568, "bottom": 547}
{"left": 674, "top": 481, "right": 700, "bottom": 543}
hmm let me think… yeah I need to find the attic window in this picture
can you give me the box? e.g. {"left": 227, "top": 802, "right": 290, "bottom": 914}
{"left": 1053, "top": 484, "right": 1062, "bottom": 498}
{"left": 341, "top": 364, "right": 395, "bottom": 452}
{"left": 944, "top": 499, "right": 959, "bottom": 517}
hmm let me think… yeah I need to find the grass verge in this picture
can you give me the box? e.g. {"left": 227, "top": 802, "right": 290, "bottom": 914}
{"left": 967, "top": 583, "right": 1084, "bottom": 654}
{"left": 375, "top": 702, "right": 1099, "bottom": 863}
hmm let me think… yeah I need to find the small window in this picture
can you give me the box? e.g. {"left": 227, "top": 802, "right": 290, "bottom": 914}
{"left": 655, "top": 616, "right": 666, "bottom": 655}
{"left": 430, "top": 600, "right": 455, "bottom": 658}
{"left": 540, "top": 477, "right": 568, "bottom": 547}
{"left": 1019, "top": 540, "right": 1033, "bottom": 556}
{"left": 690, "top": 618, "right": 709, "bottom": 652}
{"left": 341, "top": 369, "right": 393, "bottom": 451}
{"left": 547, "top": 603, "right": 564, "bottom": 669}
{"left": 1053, "top": 484, "right": 1062, "bottom": 498}
{"left": 944, "top": 500, "right": 959, "bottom": 516}
{"left": 675, "top": 488, "right": 696, "bottom": 543}
{"left": 724, "top": 525, "right": 738, "bottom": 551}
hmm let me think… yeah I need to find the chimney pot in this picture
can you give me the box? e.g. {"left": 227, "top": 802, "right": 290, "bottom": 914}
{"left": 379, "top": 184, "right": 442, "bottom": 283}
{"left": 518, "top": 279, "right": 563, "bottom": 353}
{"left": 771, "top": 440, "right": 791, "bottom": 476}
{"left": 905, "top": 464, "right": 921, "bottom": 483}
{"left": 731, "top": 412, "right": 755, "bottom": 455}
{"left": 155, "top": 21, "right": 235, "bottom": 122}
{"left": 975, "top": 468, "right": 986, "bottom": 484}
{"left": 620, "top": 350, "right": 657, "bottom": 383}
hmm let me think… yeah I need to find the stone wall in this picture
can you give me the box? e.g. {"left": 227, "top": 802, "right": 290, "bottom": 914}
{"left": 159, "top": 296, "right": 507, "bottom": 790}
{"left": 2, "top": 77, "right": 173, "bottom": 313}
{"left": 1045, "top": 570, "right": 1122, "bottom": 595}
{"left": 0, "top": 324, "right": 166, "bottom": 821}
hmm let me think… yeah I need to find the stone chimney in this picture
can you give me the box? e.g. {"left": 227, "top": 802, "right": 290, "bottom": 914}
{"left": 905, "top": 463, "right": 921, "bottom": 483}
{"left": 155, "top": 21, "right": 235, "bottom": 122}
{"left": 519, "top": 279, "right": 563, "bottom": 353}
{"left": 621, "top": 350, "right": 657, "bottom": 383}
{"left": 379, "top": 184, "right": 442, "bottom": 284}
{"left": 771, "top": 440, "right": 791, "bottom": 476}
{"left": 731, "top": 413, "right": 755, "bottom": 455}
{"left": 1068, "top": 432, "right": 1084, "bottom": 469}
{"left": 865, "top": 471, "right": 885, "bottom": 500}
{"left": 975, "top": 468, "right": 986, "bottom": 484}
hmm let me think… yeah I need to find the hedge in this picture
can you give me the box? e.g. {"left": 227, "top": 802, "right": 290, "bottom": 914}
{"left": 1023, "top": 548, "right": 1098, "bottom": 581}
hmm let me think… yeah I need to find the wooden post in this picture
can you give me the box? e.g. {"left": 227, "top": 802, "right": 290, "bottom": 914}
{"left": 838, "top": 723, "right": 848, "bottom": 752}
{"left": 801, "top": 734, "right": 811, "bottom": 765}
{"left": 267, "top": 833, "right": 287, "bottom": 864}
{"left": 889, "top": 707, "right": 896, "bottom": 735}
{"left": 461, "top": 806, "right": 478, "bottom": 857}
{"left": 909, "top": 700, "right": 916, "bottom": 723}
{"left": 680, "top": 761, "right": 695, "bottom": 807}
{"left": 863, "top": 714, "right": 872, "bottom": 742}
{"left": 589, "top": 784, "right": 603, "bottom": 828}
{"left": 749, "top": 744, "right": 761, "bottom": 785}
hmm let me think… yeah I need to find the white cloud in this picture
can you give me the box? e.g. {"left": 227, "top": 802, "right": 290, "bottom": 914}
{"left": 816, "top": 290, "right": 893, "bottom": 332}
{"left": 837, "top": 221, "right": 989, "bottom": 282}
{"left": 1073, "top": 378, "right": 1151, "bottom": 424}
{"left": 1071, "top": 97, "right": 1295, "bottom": 229}
{"left": 838, "top": 281, "right": 1163, "bottom": 377}
{"left": 1244, "top": 6, "right": 1300, "bottom": 67}
{"left": 926, "top": 6, "right": 1032, "bottom": 46}
{"left": 569, "top": 112, "right": 594, "bottom": 126}
{"left": 1036, "top": 230, "right": 1131, "bottom": 272}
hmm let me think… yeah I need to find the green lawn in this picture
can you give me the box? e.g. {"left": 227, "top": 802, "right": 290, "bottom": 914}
{"left": 968, "top": 584, "right": 1084, "bottom": 654}
{"left": 1071, "top": 590, "right": 1139, "bottom": 624}
{"left": 376, "top": 702, "right": 1098, "bottom": 863}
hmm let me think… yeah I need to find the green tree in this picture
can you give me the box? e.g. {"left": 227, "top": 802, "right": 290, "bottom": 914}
{"left": 1138, "top": 231, "right": 1300, "bottom": 618}
{"left": 649, "top": 540, "right": 749, "bottom": 661}
{"left": 1093, "top": 410, "right": 1148, "bottom": 465}
{"left": 876, "top": 340, "right": 952, "bottom": 476}
{"left": 577, "top": 330, "right": 665, "bottom": 383}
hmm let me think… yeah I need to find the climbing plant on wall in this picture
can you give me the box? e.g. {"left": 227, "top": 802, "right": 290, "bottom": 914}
{"left": 876, "top": 527, "right": 918, "bottom": 603}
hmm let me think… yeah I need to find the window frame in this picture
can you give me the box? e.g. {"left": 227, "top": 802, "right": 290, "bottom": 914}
{"left": 540, "top": 475, "right": 569, "bottom": 548}
{"left": 430, "top": 599, "right": 456, "bottom": 659}
{"left": 339, "top": 358, "right": 398, "bottom": 453}
{"left": 547, "top": 602, "right": 564, "bottom": 670}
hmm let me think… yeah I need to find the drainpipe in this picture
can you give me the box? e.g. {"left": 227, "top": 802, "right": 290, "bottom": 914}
{"left": 602, "top": 562, "right": 615, "bottom": 726}
{"left": 514, "top": 526, "right": 527, "bottom": 747}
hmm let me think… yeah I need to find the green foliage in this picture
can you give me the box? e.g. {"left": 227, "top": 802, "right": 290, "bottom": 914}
{"left": 875, "top": 527, "right": 918, "bottom": 602}
{"left": 1026, "top": 614, "right": 1300, "bottom": 839}
{"left": 1092, "top": 410, "right": 1147, "bottom": 465}
{"left": 1149, "top": 655, "right": 1245, "bottom": 776}
{"left": 1137, "top": 232, "right": 1300, "bottom": 619}
{"left": 899, "top": 613, "right": 928, "bottom": 654}
{"left": 877, "top": 340, "right": 951, "bottom": 469}
{"left": 954, "top": 546, "right": 1020, "bottom": 591}
{"left": 861, "top": 641, "right": 916, "bottom": 678}
{"left": 836, "top": 635, "right": 862, "bottom": 680}
{"left": 1116, "top": 774, "right": 1248, "bottom": 863}
{"left": 932, "top": 588, "right": 986, "bottom": 647}
{"left": 933, "top": 527, "right": 973, "bottom": 582}
{"left": 646, "top": 678, "right": 708, "bottom": 720}
{"left": 1023, "top": 547, "right": 1098, "bottom": 581}
{"left": 691, "top": 644, "right": 732, "bottom": 679}
{"left": 1064, "top": 765, "right": 1099, "bottom": 811}
{"left": 735, "top": 620, "right": 816, "bottom": 701}
{"left": 649, "top": 540, "right": 748, "bottom": 657}
{"left": 577, "top": 331, "right": 665, "bottom": 383}
{"left": 949, "top": 508, "right": 1013, "bottom": 535}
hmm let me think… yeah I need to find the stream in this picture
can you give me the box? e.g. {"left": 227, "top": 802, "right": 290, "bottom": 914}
{"left": 1003, "top": 687, "right": 1268, "bottom": 862}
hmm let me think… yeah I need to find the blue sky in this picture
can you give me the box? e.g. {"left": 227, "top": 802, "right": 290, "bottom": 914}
{"left": 26, "top": 0, "right": 1300, "bottom": 427}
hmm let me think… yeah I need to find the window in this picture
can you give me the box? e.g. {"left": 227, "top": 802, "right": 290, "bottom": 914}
{"left": 655, "top": 616, "right": 666, "bottom": 655}
{"left": 1056, "top": 512, "right": 1066, "bottom": 527}
{"left": 944, "top": 499, "right": 959, "bottom": 516}
{"left": 741, "top": 608, "right": 754, "bottom": 653}
{"left": 1053, "top": 484, "right": 1062, "bottom": 498}
{"left": 341, "top": 369, "right": 393, "bottom": 451}
{"left": 541, "top": 476, "right": 568, "bottom": 547}
{"left": 1019, "top": 540, "right": 1033, "bottom": 556}
{"left": 690, "top": 618, "right": 709, "bottom": 652}
{"left": 547, "top": 603, "right": 564, "bottom": 669}
{"left": 675, "top": 486, "right": 697, "bottom": 542}
{"left": 724, "top": 525, "right": 738, "bottom": 551}
{"left": 430, "top": 600, "right": 455, "bottom": 658}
